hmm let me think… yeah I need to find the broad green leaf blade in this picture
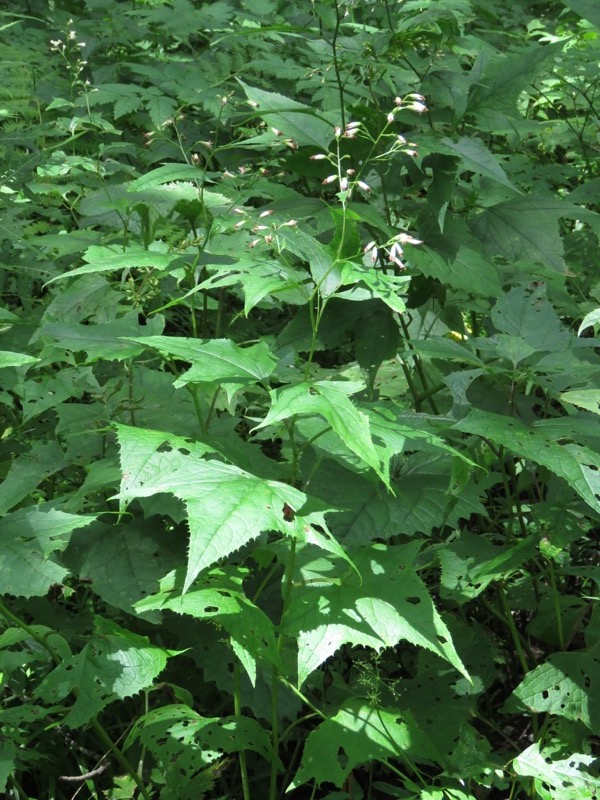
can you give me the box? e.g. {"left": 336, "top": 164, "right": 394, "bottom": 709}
{"left": 114, "top": 424, "right": 346, "bottom": 591}
{"left": 0, "top": 351, "right": 39, "bottom": 368}
{"left": 340, "top": 261, "right": 408, "bottom": 313}
{"left": 290, "top": 699, "right": 437, "bottom": 789}
{"left": 35, "top": 618, "right": 170, "bottom": 727}
{"left": 126, "top": 705, "right": 280, "bottom": 799}
{"left": 441, "top": 136, "right": 519, "bottom": 192}
{"left": 513, "top": 743, "right": 599, "bottom": 800}
{"left": 406, "top": 244, "right": 503, "bottom": 298}
{"left": 254, "top": 381, "right": 386, "bottom": 483}
{"left": 562, "top": 0, "right": 600, "bottom": 28}
{"left": 275, "top": 226, "right": 342, "bottom": 297}
{"left": 128, "top": 163, "right": 205, "bottom": 191}
{"left": 455, "top": 410, "right": 600, "bottom": 515}
{"left": 39, "top": 312, "right": 164, "bottom": 362}
{"left": 124, "top": 336, "right": 277, "bottom": 386}
{"left": 64, "top": 518, "right": 183, "bottom": 619}
{"left": 0, "top": 507, "right": 96, "bottom": 598}
{"left": 286, "top": 543, "right": 469, "bottom": 686}
{"left": 439, "top": 533, "right": 537, "bottom": 604}
{"left": 560, "top": 390, "right": 600, "bottom": 415}
{"left": 0, "top": 441, "right": 68, "bottom": 516}
{"left": 239, "top": 81, "right": 335, "bottom": 149}
{"left": 466, "top": 41, "right": 565, "bottom": 124}
{"left": 134, "top": 570, "right": 283, "bottom": 683}
{"left": 511, "top": 645, "right": 600, "bottom": 734}
{"left": 45, "top": 244, "right": 179, "bottom": 284}
{"left": 491, "top": 286, "right": 570, "bottom": 352}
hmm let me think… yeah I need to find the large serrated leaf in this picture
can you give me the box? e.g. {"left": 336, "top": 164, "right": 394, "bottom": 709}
{"left": 290, "top": 699, "right": 437, "bottom": 790}
{"left": 239, "top": 81, "right": 335, "bottom": 149}
{"left": 134, "top": 568, "right": 282, "bottom": 685}
{"left": 128, "top": 163, "right": 205, "bottom": 191}
{"left": 454, "top": 410, "right": 600, "bottom": 515}
{"left": 513, "top": 742, "right": 599, "bottom": 800}
{"left": 45, "top": 244, "right": 179, "bottom": 284}
{"left": 126, "top": 704, "right": 280, "bottom": 800}
{"left": 562, "top": 0, "right": 600, "bottom": 28}
{"left": 441, "top": 136, "right": 519, "bottom": 192}
{"left": 34, "top": 618, "right": 170, "bottom": 727}
{"left": 254, "top": 381, "right": 386, "bottom": 483}
{"left": 439, "top": 532, "right": 537, "bottom": 604}
{"left": 285, "top": 543, "right": 469, "bottom": 685}
{"left": 114, "top": 424, "right": 346, "bottom": 592}
{"left": 511, "top": 644, "right": 600, "bottom": 734}
{"left": 124, "top": 335, "right": 277, "bottom": 387}
{"left": 470, "top": 197, "right": 598, "bottom": 272}
{"left": 0, "top": 507, "right": 96, "bottom": 598}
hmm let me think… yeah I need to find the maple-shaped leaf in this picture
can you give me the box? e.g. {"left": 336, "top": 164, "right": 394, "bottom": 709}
{"left": 34, "top": 618, "right": 171, "bottom": 727}
{"left": 290, "top": 699, "right": 438, "bottom": 790}
{"left": 285, "top": 542, "right": 469, "bottom": 686}
{"left": 114, "top": 424, "right": 349, "bottom": 592}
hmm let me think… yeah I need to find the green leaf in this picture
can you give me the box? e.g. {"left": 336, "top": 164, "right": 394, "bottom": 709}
{"left": 470, "top": 197, "right": 599, "bottom": 272}
{"left": 126, "top": 704, "right": 279, "bottom": 799}
{"left": 0, "top": 351, "right": 39, "bottom": 368}
{"left": 128, "top": 163, "right": 206, "bottom": 192}
{"left": 562, "top": 0, "right": 600, "bottom": 28}
{"left": 0, "top": 507, "right": 95, "bottom": 598}
{"left": 0, "top": 441, "right": 68, "bottom": 516}
{"left": 254, "top": 381, "right": 386, "bottom": 483}
{"left": 340, "top": 261, "right": 408, "bottom": 313}
{"left": 491, "top": 286, "right": 569, "bottom": 352}
{"left": 439, "top": 533, "right": 537, "bottom": 604}
{"left": 114, "top": 424, "right": 346, "bottom": 591}
{"left": 145, "top": 92, "right": 177, "bottom": 128}
{"left": 441, "top": 136, "right": 519, "bottom": 192}
{"left": 39, "top": 312, "right": 164, "bottom": 362}
{"left": 286, "top": 543, "right": 469, "bottom": 686}
{"left": 290, "top": 699, "right": 437, "bottom": 789}
{"left": 35, "top": 618, "right": 170, "bottom": 728}
{"left": 560, "top": 390, "right": 600, "bottom": 415}
{"left": 466, "top": 41, "right": 565, "bottom": 125}
{"left": 511, "top": 644, "right": 600, "bottom": 734}
{"left": 125, "top": 335, "right": 277, "bottom": 389}
{"left": 578, "top": 308, "right": 600, "bottom": 336}
{"left": 406, "top": 245, "right": 503, "bottom": 298}
{"left": 456, "top": 409, "right": 600, "bottom": 514}
{"left": 134, "top": 568, "right": 282, "bottom": 684}
{"left": 44, "top": 244, "right": 179, "bottom": 284}
{"left": 239, "top": 81, "right": 335, "bottom": 149}
{"left": 513, "top": 742, "right": 599, "bottom": 800}
{"left": 275, "top": 226, "right": 341, "bottom": 297}
{"left": 64, "top": 518, "right": 182, "bottom": 619}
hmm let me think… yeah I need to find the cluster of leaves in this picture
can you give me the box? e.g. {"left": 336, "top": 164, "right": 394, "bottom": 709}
{"left": 1, "top": 0, "right": 600, "bottom": 798}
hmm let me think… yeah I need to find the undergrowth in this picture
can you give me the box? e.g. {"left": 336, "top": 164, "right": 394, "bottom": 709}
{"left": 0, "top": 0, "right": 599, "bottom": 798}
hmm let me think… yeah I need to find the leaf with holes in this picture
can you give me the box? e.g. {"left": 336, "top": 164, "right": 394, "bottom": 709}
{"left": 290, "top": 698, "right": 438, "bottom": 790}
{"left": 34, "top": 618, "right": 171, "bottom": 727}
{"left": 510, "top": 644, "right": 600, "bottom": 734}
{"left": 285, "top": 542, "right": 469, "bottom": 686}
{"left": 114, "top": 424, "right": 348, "bottom": 592}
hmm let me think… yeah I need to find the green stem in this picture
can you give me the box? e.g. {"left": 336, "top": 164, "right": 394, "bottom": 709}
{"left": 234, "top": 663, "right": 251, "bottom": 800}
{"left": 546, "top": 560, "right": 565, "bottom": 651}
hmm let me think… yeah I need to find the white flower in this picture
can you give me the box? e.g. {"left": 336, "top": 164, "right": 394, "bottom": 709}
{"left": 259, "top": 209, "right": 274, "bottom": 218}
{"left": 310, "top": 153, "right": 327, "bottom": 160}
{"left": 322, "top": 174, "right": 338, "bottom": 185}
{"left": 357, "top": 181, "right": 371, "bottom": 193}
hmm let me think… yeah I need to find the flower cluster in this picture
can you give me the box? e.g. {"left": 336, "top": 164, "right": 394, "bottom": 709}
{"left": 364, "top": 232, "right": 423, "bottom": 270}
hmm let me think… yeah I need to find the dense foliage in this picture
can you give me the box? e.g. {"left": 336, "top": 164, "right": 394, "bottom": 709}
{"left": 1, "top": 0, "right": 600, "bottom": 798}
